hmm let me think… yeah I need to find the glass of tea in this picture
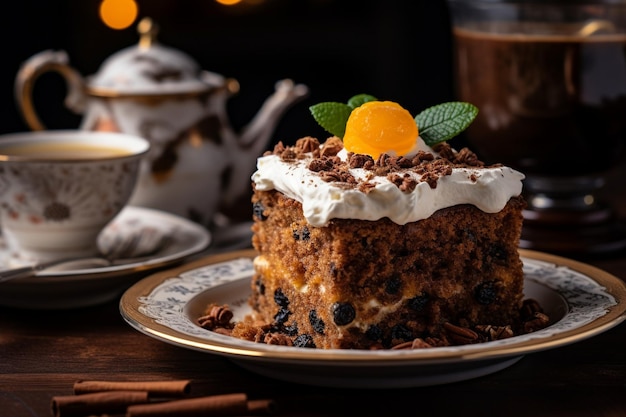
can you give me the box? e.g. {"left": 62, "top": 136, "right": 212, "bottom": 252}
{"left": 448, "top": 0, "right": 626, "bottom": 254}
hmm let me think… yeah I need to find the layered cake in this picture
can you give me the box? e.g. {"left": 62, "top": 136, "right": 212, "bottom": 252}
{"left": 199, "top": 96, "right": 547, "bottom": 349}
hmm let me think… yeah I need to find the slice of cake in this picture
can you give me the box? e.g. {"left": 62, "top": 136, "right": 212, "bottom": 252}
{"left": 241, "top": 97, "right": 531, "bottom": 349}
{"left": 201, "top": 96, "right": 545, "bottom": 349}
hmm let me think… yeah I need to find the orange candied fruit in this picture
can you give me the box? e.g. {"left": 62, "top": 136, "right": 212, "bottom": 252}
{"left": 343, "top": 101, "right": 418, "bottom": 159}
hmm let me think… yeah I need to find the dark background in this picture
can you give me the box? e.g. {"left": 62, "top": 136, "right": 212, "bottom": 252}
{"left": 0, "top": 0, "right": 454, "bottom": 148}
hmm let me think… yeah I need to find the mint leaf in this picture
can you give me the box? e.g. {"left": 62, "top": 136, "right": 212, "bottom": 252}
{"left": 309, "top": 102, "right": 352, "bottom": 138}
{"left": 415, "top": 102, "right": 478, "bottom": 146}
{"left": 310, "top": 94, "right": 377, "bottom": 138}
{"left": 347, "top": 94, "right": 377, "bottom": 109}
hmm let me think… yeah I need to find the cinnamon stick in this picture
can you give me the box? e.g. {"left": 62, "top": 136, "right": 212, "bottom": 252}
{"left": 126, "top": 393, "right": 248, "bottom": 417}
{"left": 73, "top": 379, "right": 192, "bottom": 397}
{"left": 52, "top": 390, "right": 149, "bottom": 417}
{"left": 247, "top": 398, "right": 277, "bottom": 415}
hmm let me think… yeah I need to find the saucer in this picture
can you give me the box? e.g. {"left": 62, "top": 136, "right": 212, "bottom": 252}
{"left": 0, "top": 206, "right": 211, "bottom": 309}
{"left": 120, "top": 249, "right": 626, "bottom": 388}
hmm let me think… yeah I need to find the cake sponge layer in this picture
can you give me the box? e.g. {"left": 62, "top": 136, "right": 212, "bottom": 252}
{"left": 250, "top": 188, "right": 526, "bottom": 349}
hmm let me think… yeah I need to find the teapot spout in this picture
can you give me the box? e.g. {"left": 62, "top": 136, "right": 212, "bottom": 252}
{"left": 223, "top": 79, "right": 308, "bottom": 206}
{"left": 240, "top": 79, "right": 309, "bottom": 148}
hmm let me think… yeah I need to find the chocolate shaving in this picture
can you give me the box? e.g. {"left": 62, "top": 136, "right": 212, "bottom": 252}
{"left": 391, "top": 338, "right": 434, "bottom": 350}
{"left": 266, "top": 141, "right": 285, "bottom": 156}
{"left": 434, "top": 142, "right": 456, "bottom": 161}
{"left": 475, "top": 324, "right": 514, "bottom": 341}
{"left": 412, "top": 150, "right": 435, "bottom": 163}
{"left": 443, "top": 322, "right": 480, "bottom": 345}
{"left": 358, "top": 181, "right": 377, "bottom": 194}
{"left": 197, "top": 304, "right": 235, "bottom": 331}
{"left": 264, "top": 332, "right": 294, "bottom": 346}
{"left": 523, "top": 312, "right": 550, "bottom": 333}
{"left": 455, "top": 147, "right": 484, "bottom": 166}
{"left": 319, "top": 136, "right": 343, "bottom": 157}
{"left": 320, "top": 169, "right": 356, "bottom": 184}
{"left": 294, "top": 136, "right": 320, "bottom": 154}
{"left": 280, "top": 148, "right": 298, "bottom": 161}
{"left": 268, "top": 136, "right": 495, "bottom": 191}
{"left": 348, "top": 153, "right": 374, "bottom": 169}
{"left": 307, "top": 158, "right": 335, "bottom": 173}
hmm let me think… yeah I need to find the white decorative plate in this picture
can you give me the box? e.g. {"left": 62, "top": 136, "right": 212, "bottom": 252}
{"left": 120, "top": 249, "right": 626, "bottom": 388}
{"left": 0, "top": 206, "right": 211, "bottom": 309}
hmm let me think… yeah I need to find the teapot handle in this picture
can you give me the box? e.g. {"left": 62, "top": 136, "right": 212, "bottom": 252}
{"left": 15, "top": 50, "right": 86, "bottom": 131}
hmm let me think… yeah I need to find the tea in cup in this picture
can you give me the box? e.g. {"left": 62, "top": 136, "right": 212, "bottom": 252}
{"left": 0, "top": 130, "right": 150, "bottom": 266}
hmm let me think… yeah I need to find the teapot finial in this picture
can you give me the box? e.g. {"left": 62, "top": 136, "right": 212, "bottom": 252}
{"left": 138, "top": 17, "right": 159, "bottom": 49}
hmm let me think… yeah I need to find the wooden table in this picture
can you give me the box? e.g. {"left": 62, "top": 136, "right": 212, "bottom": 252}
{"left": 2, "top": 248, "right": 626, "bottom": 417}
{"left": 2, "top": 165, "right": 626, "bottom": 417}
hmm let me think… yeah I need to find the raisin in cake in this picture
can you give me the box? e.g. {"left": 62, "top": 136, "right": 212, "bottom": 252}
{"left": 245, "top": 134, "right": 526, "bottom": 349}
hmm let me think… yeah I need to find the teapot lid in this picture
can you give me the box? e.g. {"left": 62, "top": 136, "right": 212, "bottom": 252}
{"left": 87, "top": 18, "right": 222, "bottom": 97}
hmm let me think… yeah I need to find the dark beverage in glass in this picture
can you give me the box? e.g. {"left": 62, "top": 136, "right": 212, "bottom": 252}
{"left": 454, "top": 23, "right": 626, "bottom": 177}
{"left": 448, "top": 0, "right": 626, "bottom": 254}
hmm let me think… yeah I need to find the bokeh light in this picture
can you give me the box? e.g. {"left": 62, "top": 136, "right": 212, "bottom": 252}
{"left": 99, "top": 0, "right": 139, "bottom": 30}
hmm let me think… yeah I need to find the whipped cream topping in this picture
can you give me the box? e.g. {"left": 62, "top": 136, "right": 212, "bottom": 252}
{"left": 252, "top": 139, "right": 524, "bottom": 227}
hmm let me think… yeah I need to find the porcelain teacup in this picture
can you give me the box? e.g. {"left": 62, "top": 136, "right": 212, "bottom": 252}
{"left": 0, "top": 130, "right": 150, "bottom": 266}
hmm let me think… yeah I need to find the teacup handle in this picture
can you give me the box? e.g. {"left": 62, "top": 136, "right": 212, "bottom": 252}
{"left": 15, "top": 50, "right": 87, "bottom": 131}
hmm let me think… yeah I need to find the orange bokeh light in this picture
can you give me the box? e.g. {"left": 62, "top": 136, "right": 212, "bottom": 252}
{"left": 99, "top": 0, "right": 139, "bottom": 30}
{"left": 215, "top": 0, "right": 243, "bottom": 5}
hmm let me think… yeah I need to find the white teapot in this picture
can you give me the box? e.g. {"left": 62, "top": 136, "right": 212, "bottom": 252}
{"left": 15, "top": 18, "right": 308, "bottom": 226}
